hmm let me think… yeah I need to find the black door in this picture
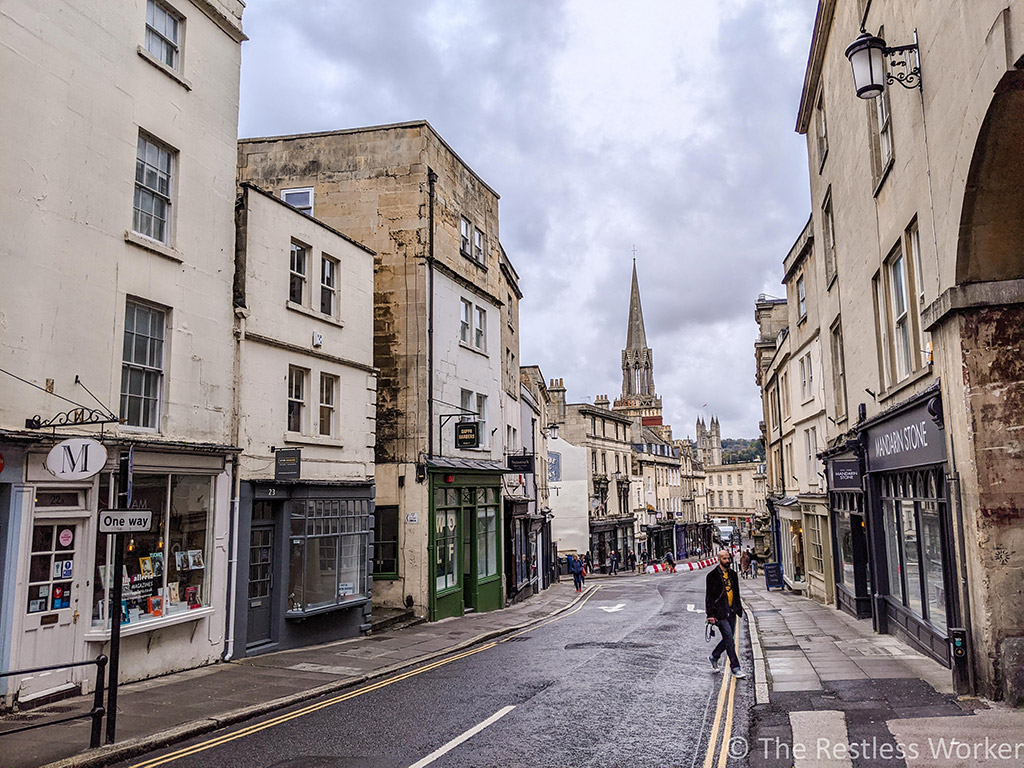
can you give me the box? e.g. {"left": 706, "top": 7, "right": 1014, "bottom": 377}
{"left": 247, "top": 522, "right": 275, "bottom": 646}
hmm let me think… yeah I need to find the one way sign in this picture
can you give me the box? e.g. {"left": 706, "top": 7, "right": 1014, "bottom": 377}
{"left": 99, "top": 509, "right": 153, "bottom": 533}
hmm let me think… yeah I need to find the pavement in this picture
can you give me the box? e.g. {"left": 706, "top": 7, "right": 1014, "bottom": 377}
{"left": 5, "top": 581, "right": 593, "bottom": 768}
{"left": 744, "top": 582, "right": 1024, "bottom": 767}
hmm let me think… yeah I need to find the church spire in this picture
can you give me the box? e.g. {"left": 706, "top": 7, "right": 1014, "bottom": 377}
{"left": 625, "top": 258, "right": 648, "bottom": 350}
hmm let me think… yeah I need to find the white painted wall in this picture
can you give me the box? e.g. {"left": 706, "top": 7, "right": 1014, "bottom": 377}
{"left": 548, "top": 437, "right": 589, "bottom": 554}
{"left": 432, "top": 272, "right": 504, "bottom": 459}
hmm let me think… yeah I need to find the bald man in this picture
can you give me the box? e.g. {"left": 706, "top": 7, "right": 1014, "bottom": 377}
{"left": 705, "top": 549, "right": 746, "bottom": 678}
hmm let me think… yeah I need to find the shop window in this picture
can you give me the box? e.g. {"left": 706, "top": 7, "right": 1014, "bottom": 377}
{"left": 806, "top": 514, "right": 824, "bottom": 574}
{"left": 434, "top": 487, "right": 460, "bottom": 592}
{"left": 372, "top": 505, "right": 398, "bottom": 578}
{"left": 475, "top": 487, "right": 499, "bottom": 578}
{"left": 92, "top": 472, "right": 213, "bottom": 629}
{"left": 288, "top": 498, "right": 369, "bottom": 613}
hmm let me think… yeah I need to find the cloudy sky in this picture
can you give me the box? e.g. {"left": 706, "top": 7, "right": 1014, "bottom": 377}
{"left": 238, "top": 0, "right": 817, "bottom": 441}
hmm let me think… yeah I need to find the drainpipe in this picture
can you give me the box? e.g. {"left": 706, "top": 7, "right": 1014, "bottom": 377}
{"left": 426, "top": 169, "right": 437, "bottom": 460}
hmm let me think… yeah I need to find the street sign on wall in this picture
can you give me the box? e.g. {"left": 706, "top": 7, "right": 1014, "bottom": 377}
{"left": 507, "top": 454, "right": 535, "bottom": 472}
{"left": 275, "top": 448, "right": 301, "bottom": 480}
{"left": 99, "top": 508, "right": 153, "bottom": 534}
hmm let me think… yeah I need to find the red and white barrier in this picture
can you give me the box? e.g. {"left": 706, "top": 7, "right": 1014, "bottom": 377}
{"left": 645, "top": 558, "right": 716, "bottom": 574}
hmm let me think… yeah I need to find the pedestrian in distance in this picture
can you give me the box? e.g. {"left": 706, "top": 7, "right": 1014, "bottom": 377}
{"left": 739, "top": 548, "right": 751, "bottom": 580}
{"left": 628, "top": 550, "right": 637, "bottom": 572}
{"left": 664, "top": 551, "right": 675, "bottom": 573}
{"left": 751, "top": 549, "right": 760, "bottom": 579}
{"left": 706, "top": 549, "right": 746, "bottom": 678}
{"left": 585, "top": 550, "right": 594, "bottom": 574}
{"left": 567, "top": 554, "right": 584, "bottom": 592}
{"left": 610, "top": 549, "right": 619, "bottom": 575}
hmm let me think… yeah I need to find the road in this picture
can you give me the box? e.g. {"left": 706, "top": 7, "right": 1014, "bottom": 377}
{"left": 115, "top": 569, "right": 752, "bottom": 768}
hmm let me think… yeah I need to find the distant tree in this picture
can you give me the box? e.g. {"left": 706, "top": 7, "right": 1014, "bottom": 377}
{"left": 721, "top": 437, "right": 765, "bottom": 463}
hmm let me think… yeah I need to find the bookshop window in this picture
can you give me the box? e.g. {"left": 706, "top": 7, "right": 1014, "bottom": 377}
{"left": 288, "top": 498, "right": 370, "bottom": 613}
{"left": 92, "top": 472, "right": 213, "bottom": 629}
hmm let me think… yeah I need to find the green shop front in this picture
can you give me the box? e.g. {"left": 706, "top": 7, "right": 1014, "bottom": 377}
{"left": 427, "top": 458, "right": 504, "bottom": 621}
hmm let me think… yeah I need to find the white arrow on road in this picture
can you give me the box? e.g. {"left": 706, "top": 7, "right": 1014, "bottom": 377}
{"left": 686, "top": 603, "right": 702, "bottom": 613}
{"left": 601, "top": 603, "right": 626, "bottom": 613}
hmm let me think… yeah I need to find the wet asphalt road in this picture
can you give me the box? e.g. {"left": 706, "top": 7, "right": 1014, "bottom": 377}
{"left": 115, "top": 569, "right": 752, "bottom": 768}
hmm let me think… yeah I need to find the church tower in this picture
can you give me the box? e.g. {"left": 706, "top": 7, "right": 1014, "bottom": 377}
{"left": 695, "top": 415, "right": 723, "bottom": 465}
{"left": 613, "top": 260, "right": 663, "bottom": 428}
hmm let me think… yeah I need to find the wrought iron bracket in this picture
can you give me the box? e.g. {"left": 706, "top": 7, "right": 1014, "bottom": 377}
{"left": 884, "top": 33, "right": 921, "bottom": 91}
{"left": 26, "top": 408, "right": 120, "bottom": 430}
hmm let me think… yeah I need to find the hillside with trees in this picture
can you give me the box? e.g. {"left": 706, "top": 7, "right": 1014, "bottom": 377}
{"left": 721, "top": 437, "right": 765, "bottom": 464}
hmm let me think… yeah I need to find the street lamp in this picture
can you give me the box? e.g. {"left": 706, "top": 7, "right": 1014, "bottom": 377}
{"left": 541, "top": 422, "right": 559, "bottom": 440}
{"left": 845, "top": 29, "right": 921, "bottom": 99}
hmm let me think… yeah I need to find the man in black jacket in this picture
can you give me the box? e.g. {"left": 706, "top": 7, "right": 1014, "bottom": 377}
{"left": 705, "top": 549, "right": 746, "bottom": 678}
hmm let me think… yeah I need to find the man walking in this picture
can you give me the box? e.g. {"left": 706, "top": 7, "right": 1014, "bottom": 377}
{"left": 567, "top": 554, "right": 584, "bottom": 592}
{"left": 706, "top": 549, "right": 746, "bottom": 678}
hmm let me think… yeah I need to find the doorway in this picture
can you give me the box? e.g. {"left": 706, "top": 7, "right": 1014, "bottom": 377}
{"left": 18, "top": 520, "right": 87, "bottom": 703}
{"left": 247, "top": 501, "right": 277, "bottom": 647}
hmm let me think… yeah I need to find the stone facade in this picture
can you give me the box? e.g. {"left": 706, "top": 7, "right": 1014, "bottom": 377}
{"left": 791, "top": 0, "right": 1024, "bottom": 700}
{"left": 237, "top": 122, "right": 513, "bottom": 621}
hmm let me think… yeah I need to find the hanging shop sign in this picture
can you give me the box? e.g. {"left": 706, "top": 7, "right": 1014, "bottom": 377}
{"left": 455, "top": 421, "right": 480, "bottom": 449}
{"left": 507, "top": 453, "right": 535, "bottom": 473}
{"left": 45, "top": 438, "right": 107, "bottom": 481}
{"left": 866, "top": 401, "right": 945, "bottom": 473}
{"left": 829, "top": 458, "right": 862, "bottom": 490}
{"left": 275, "top": 448, "right": 301, "bottom": 480}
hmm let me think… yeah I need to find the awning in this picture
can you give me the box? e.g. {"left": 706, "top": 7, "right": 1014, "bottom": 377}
{"left": 426, "top": 456, "right": 507, "bottom": 473}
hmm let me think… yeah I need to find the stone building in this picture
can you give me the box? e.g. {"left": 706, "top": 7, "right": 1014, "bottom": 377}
{"left": 632, "top": 429, "right": 682, "bottom": 560}
{"left": 0, "top": 0, "right": 245, "bottom": 705}
{"left": 754, "top": 221, "right": 834, "bottom": 604}
{"left": 549, "top": 384, "right": 634, "bottom": 570}
{"left": 788, "top": 0, "right": 1024, "bottom": 701}
{"left": 229, "top": 184, "right": 376, "bottom": 653}
{"left": 544, "top": 378, "right": 590, "bottom": 557}
{"left": 237, "top": 122, "right": 515, "bottom": 622}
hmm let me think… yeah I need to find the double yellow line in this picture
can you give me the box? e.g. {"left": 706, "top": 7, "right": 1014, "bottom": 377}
{"left": 131, "top": 585, "right": 603, "bottom": 767}
{"left": 702, "top": 617, "right": 743, "bottom": 768}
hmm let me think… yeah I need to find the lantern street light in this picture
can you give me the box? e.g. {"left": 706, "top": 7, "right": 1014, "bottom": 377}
{"left": 845, "top": 29, "right": 921, "bottom": 99}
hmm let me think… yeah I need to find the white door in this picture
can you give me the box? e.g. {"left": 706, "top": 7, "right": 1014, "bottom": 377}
{"left": 18, "top": 520, "right": 87, "bottom": 702}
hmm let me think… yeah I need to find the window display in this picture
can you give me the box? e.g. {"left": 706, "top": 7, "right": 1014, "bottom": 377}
{"left": 288, "top": 497, "right": 370, "bottom": 614}
{"left": 92, "top": 472, "right": 213, "bottom": 629}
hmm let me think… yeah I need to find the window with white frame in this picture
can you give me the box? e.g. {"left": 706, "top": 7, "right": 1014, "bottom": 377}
{"left": 289, "top": 242, "right": 307, "bottom": 304}
{"left": 728, "top": 491, "right": 734, "bottom": 507}
{"left": 460, "top": 299, "right": 472, "bottom": 344}
{"left": 282, "top": 188, "right": 313, "bottom": 216}
{"left": 133, "top": 132, "right": 175, "bottom": 244}
{"left": 738, "top": 491, "right": 744, "bottom": 507}
{"left": 473, "top": 228, "right": 484, "bottom": 263}
{"left": 889, "top": 247, "right": 913, "bottom": 381}
{"left": 460, "top": 217, "right": 472, "bottom": 255}
{"left": 807, "top": 513, "right": 824, "bottom": 574}
{"left": 805, "top": 427, "right": 819, "bottom": 487}
{"left": 823, "top": 191, "right": 837, "bottom": 284}
{"left": 475, "top": 393, "right": 488, "bottom": 445}
{"left": 319, "top": 373, "right": 337, "bottom": 437}
{"left": 831, "top": 322, "right": 848, "bottom": 419}
{"left": 320, "top": 255, "right": 338, "bottom": 316}
{"left": 474, "top": 306, "right": 486, "bottom": 351}
{"left": 907, "top": 220, "right": 929, "bottom": 365}
{"left": 120, "top": 300, "right": 165, "bottom": 429}
{"left": 288, "top": 366, "right": 307, "bottom": 433}
{"left": 797, "top": 274, "right": 807, "bottom": 319}
{"left": 876, "top": 85, "right": 893, "bottom": 170}
{"left": 815, "top": 89, "right": 828, "bottom": 168}
{"left": 781, "top": 372, "right": 791, "bottom": 419}
{"left": 459, "top": 389, "right": 488, "bottom": 447}
{"left": 145, "top": 0, "right": 181, "bottom": 69}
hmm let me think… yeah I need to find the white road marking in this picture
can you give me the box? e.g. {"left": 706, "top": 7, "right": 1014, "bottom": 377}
{"left": 686, "top": 603, "right": 703, "bottom": 613}
{"left": 407, "top": 705, "right": 516, "bottom": 768}
{"left": 601, "top": 603, "right": 626, "bottom": 613}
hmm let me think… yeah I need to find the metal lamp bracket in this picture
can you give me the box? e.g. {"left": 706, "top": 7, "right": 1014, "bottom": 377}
{"left": 884, "top": 31, "right": 921, "bottom": 90}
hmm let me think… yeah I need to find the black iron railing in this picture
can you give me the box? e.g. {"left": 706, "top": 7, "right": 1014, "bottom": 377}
{"left": 0, "top": 655, "right": 107, "bottom": 748}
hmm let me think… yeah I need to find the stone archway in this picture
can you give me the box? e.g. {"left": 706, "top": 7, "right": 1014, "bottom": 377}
{"left": 955, "top": 69, "right": 1024, "bottom": 284}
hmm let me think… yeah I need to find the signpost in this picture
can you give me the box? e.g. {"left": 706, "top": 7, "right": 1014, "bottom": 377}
{"left": 507, "top": 453, "right": 535, "bottom": 473}
{"left": 274, "top": 448, "right": 301, "bottom": 481}
{"left": 99, "top": 509, "right": 153, "bottom": 534}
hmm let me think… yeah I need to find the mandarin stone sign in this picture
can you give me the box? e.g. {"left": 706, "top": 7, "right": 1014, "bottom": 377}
{"left": 830, "top": 458, "right": 862, "bottom": 490}
{"left": 45, "top": 438, "right": 107, "bottom": 481}
{"left": 866, "top": 401, "right": 945, "bottom": 472}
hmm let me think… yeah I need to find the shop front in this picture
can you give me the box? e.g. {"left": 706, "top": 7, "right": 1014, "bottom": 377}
{"left": 232, "top": 480, "right": 374, "bottom": 655}
{"left": 503, "top": 499, "right": 534, "bottom": 605}
{"left": 826, "top": 451, "right": 872, "bottom": 619}
{"left": 0, "top": 436, "right": 233, "bottom": 706}
{"left": 428, "top": 460, "right": 504, "bottom": 622}
{"left": 863, "top": 392, "right": 956, "bottom": 666}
